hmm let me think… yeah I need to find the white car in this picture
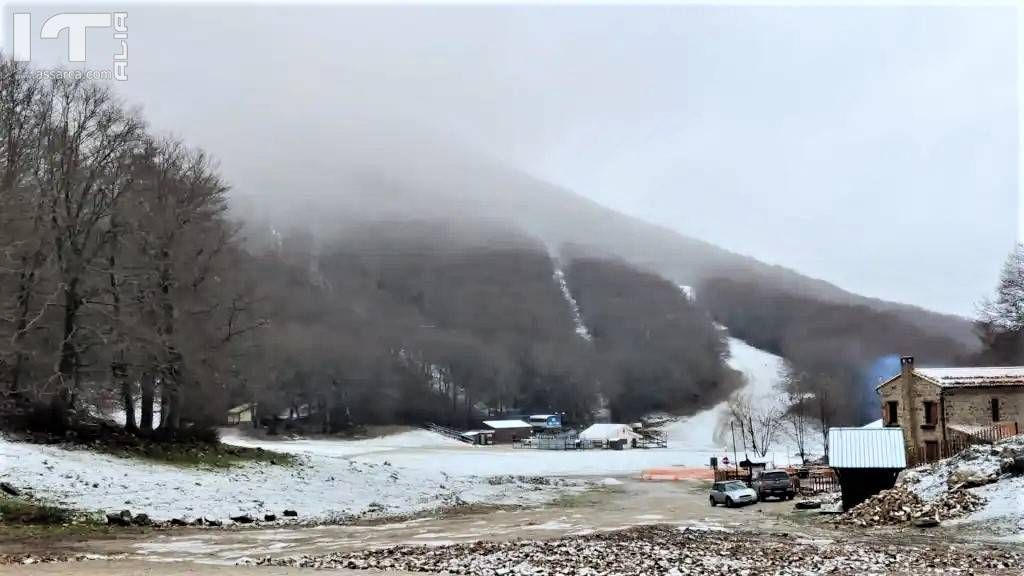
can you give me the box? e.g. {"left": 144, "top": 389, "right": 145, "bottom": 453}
{"left": 709, "top": 480, "right": 758, "bottom": 507}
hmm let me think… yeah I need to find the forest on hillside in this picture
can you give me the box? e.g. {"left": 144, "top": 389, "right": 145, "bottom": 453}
{"left": 0, "top": 58, "right": 739, "bottom": 434}
{"left": 4, "top": 58, "right": 1009, "bottom": 440}
{"left": 698, "top": 277, "right": 971, "bottom": 425}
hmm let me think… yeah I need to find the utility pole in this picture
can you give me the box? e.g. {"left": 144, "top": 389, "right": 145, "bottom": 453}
{"left": 730, "top": 420, "right": 739, "bottom": 472}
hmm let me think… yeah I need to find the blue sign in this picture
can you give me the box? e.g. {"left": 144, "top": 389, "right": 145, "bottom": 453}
{"left": 545, "top": 415, "right": 561, "bottom": 429}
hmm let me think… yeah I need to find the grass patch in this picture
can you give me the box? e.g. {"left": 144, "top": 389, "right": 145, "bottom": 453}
{"left": 0, "top": 496, "right": 75, "bottom": 525}
{"left": 0, "top": 519, "right": 149, "bottom": 547}
{"left": 109, "top": 440, "right": 296, "bottom": 469}
{"left": 10, "top": 421, "right": 297, "bottom": 469}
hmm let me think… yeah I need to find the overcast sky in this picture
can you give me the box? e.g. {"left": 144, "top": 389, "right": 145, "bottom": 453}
{"left": 5, "top": 4, "right": 1019, "bottom": 317}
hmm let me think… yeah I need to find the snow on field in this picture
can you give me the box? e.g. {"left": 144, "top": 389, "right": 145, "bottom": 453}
{"left": 219, "top": 428, "right": 467, "bottom": 459}
{"left": 219, "top": 429, "right": 721, "bottom": 477}
{"left": 0, "top": 432, "right": 584, "bottom": 523}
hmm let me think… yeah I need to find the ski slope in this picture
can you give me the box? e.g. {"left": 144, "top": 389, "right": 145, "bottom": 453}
{"left": 659, "top": 337, "right": 786, "bottom": 451}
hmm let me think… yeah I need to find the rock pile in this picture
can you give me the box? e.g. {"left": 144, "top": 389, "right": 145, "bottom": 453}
{"left": 916, "top": 489, "right": 986, "bottom": 521}
{"left": 838, "top": 487, "right": 985, "bottom": 527}
{"left": 244, "top": 525, "right": 1023, "bottom": 575}
{"left": 837, "top": 487, "right": 923, "bottom": 526}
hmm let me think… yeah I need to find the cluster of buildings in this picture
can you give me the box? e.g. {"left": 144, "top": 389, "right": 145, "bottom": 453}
{"left": 465, "top": 415, "right": 663, "bottom": 450}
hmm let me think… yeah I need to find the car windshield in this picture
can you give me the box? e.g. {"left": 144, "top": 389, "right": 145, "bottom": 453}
{"left": 723, "top": 482, "right": 746, "bottom": 491}
{"left": 762, "top": 472, "right": 788, "bottom": 481}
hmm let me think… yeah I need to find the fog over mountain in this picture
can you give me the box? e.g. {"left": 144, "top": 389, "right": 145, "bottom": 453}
{"left": 231, "top": 126, "right": 979, "bottom": 349}
{"left": 38, "top": 4, "right": 1011, "bottom": 319}
{"left": 2, "top": 4, "right": 1013, "bottom": 433}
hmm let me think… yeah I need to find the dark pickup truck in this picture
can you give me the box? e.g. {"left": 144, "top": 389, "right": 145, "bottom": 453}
{"left": 753, "top": 469, "right": 796, "bottom": 501}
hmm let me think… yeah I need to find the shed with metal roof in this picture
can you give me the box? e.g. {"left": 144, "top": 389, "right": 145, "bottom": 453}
{"left": 829, "top": 427, "right": 907, "bottom": 469}
{"left": 828, "top": 427, "right": 908, "bottom": 511}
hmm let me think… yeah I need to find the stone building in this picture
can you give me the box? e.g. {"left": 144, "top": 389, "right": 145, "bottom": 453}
{"left": 876, "top": 356, "right": 1023, "bottom": 461}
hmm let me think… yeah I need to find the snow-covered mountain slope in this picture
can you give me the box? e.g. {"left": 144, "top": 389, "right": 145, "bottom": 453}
{"left": 659, "top": 336, "right": 785, "bottom": 450}
{"left": 553, "top": 267, "right": 592, "bottom": 342}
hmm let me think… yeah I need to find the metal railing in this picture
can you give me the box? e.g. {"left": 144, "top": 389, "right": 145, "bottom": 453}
{"left": 423, "top": 422, "right": 475, "bottom": 444}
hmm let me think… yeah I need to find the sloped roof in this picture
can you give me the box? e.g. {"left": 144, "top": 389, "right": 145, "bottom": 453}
{"left": 876, "top": 366, "right": 1024, "bottom": 390}
{"left": 579, "top": 423, "right": 643, "bottom": 441}
{"left": 482, "top": 419, "right": 532, "bottom": 430}
{"left": 916, "top": 367, "right": 1024, "bottom": 388}
{"left": 828, "top": 427, "right": 906, "bottom": 469}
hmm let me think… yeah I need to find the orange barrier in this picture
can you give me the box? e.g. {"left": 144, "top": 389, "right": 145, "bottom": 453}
{"left": 640, "top": 467, "right": 714, "bottom": 481}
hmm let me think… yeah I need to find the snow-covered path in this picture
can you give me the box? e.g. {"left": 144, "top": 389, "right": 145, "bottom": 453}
{"left": 659, "top": 337, "right": 786, "bottom": 451}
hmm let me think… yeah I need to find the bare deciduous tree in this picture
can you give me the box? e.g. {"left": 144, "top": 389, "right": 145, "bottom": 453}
{"left": 728, "top": 391, "right": 784, "bottom": 459}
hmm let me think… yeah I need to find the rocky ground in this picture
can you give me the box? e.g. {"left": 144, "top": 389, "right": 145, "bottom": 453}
{"left": 837, "top": 486, "right": 986, "bottom": 527}
{"left": 245, "top": 525, "right": 1023, "bottom": 575}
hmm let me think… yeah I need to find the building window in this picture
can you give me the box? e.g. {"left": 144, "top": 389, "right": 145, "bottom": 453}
{"left": 886, "top": 401, "right": 898, "bottom": 426}
{"left": 992, "top": 398, "right": 1000, "bottom": 422}
{"left": 923, "top": 401, "right": 936, "bottom": 426}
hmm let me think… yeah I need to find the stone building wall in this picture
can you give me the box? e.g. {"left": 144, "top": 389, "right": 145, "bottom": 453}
{"left": 878, "top": 374, "right": 1024, "bottom": 452}
{"left": 878, "top": 374, "right": 944, "bottom": 450}
{"left": 943, "top": 387, "right": 1024, "bottom": 431}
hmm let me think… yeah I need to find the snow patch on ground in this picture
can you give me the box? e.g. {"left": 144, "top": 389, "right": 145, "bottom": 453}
{"left": 0, "top": 432, "right": 585, "bottom": 523}
{"left": 219, "top": 428, "right": 467, "bottom": 458}
{"left": 899, "top": 436, "right": 1024, "bottom": 528}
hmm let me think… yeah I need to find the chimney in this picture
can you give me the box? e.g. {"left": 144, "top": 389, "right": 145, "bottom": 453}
{"left": 900, "top": 355, "right": 919, "bottom": 452}
{"left": 900, "top": 356, "right": 914, "bottom": 378}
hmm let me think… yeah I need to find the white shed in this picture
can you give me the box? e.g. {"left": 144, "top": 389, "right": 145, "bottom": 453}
{"left": 580, "top": 423, "right": 643, "bottom": 446}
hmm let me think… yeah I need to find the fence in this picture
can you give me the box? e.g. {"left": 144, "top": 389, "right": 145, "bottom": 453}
{"left": 906, "top": 421, "right": 1020, "bottom": 466}
{"left": 713, "top": 468, "right": 753, "bottom": 483}
{"left": 513, "top": 431, "right": 580, "bottom": 450}
{"left": 798, "top": 469, "right": 840, "bottom": 493}
{"left": 713, "top": 466, "right": 839, "bottom": 493}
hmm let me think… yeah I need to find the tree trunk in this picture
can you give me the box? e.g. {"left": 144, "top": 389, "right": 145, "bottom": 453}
{"left": 55, "top": 277, "right": 82, "bottom": 420}
{"left": 168, "top": 386, "right": 181, "bottom": 430}
{"left": 158, "top": 383, "right": 171, "bottom": 430}
{"left": 116, "top": 360, "right": 136, "bottom": 432}
{"left": 160, "top": 382, "right": 180, "bottom": 432}
{"left": 8, "top": 258, "right": 37, "bottom": 396}
{"left": 45, "top": 277, "right": 82, "bottom": 429}
{"left": 140, "top": 373, "right": 155, "bottom": 433}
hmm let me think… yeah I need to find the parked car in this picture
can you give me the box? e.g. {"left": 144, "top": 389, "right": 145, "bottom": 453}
{"left": 752, "top": 469, "right": 796, "bottom": 501}
{"left": 709, "top": 480, "right": 757, "bottom": 507}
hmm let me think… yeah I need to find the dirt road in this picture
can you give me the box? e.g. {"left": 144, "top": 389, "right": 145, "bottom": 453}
{"left": 2, "top": 479, "right": 1015, "bottom": 575}
{"left": 2, "top": 479, "right": 795, "bottom": 572}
